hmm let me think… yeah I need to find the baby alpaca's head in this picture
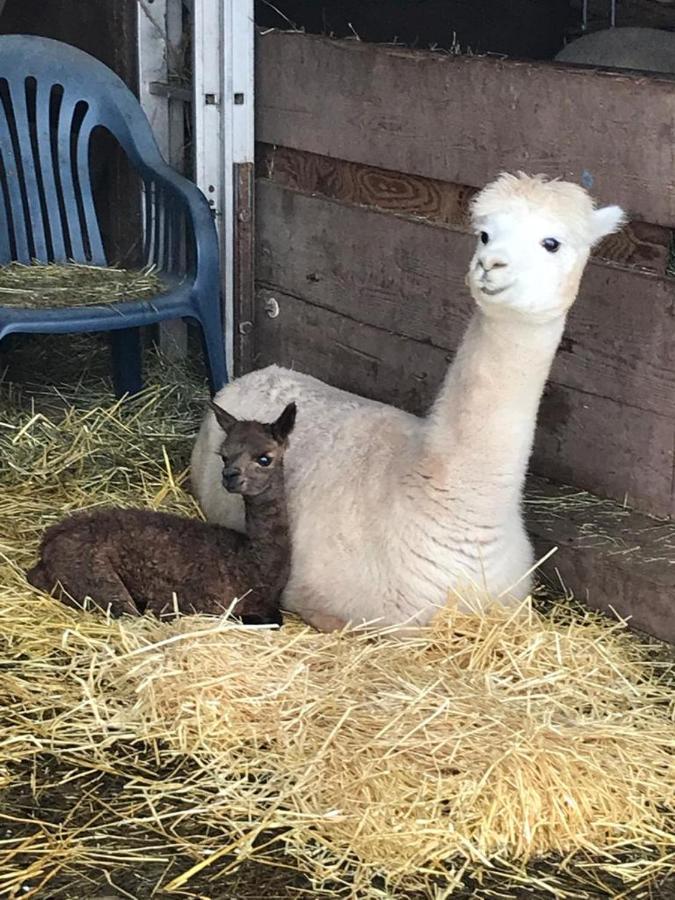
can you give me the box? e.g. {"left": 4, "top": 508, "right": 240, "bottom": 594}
{"left": 209, "top": 401, "right": 296, "bottom": 497}
{"left": 467, "top": 172, "right": 625, "bottom": 322}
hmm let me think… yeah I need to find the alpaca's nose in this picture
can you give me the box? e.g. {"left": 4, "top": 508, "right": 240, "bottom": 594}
{"left": 478, "top": 254, "right": 508, "bottom": 272}
{"left": 223, "top": 468, "right": 242, "bottom": 490}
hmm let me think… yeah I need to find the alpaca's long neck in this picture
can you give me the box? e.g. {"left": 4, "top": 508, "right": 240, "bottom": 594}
{"left": 242, "top": 473, "right": 290, "bottom": 560}
{"left": 425, "top": 308, "right": 566, "bottom": 510}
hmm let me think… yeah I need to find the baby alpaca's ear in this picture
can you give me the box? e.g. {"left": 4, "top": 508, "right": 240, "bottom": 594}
{"left": 271, "top": 402, "right": 297, "bottom": 444}
{"left": 589, "top": 205, "right": 626, "bottom": 246}
{"left": 209, "top": 400, "right": 238, "bottom": 433}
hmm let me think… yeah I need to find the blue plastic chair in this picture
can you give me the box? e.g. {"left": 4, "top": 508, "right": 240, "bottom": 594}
{"left": 0, "top": 35, "right": 227, "bottom": 395}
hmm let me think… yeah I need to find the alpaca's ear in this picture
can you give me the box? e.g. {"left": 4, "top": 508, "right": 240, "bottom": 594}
{"left": 271, "top": 402, "right": 297, "bottom": 444}
{"left": 589, "top": 205, "right": 626, "bottom": 246}
{"left": 209, "top": 400, "right": 238, "bottom": 433}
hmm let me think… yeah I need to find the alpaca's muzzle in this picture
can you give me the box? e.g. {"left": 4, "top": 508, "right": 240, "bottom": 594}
{"left": 223, "top": 470, "right": 244, "bottom": 492}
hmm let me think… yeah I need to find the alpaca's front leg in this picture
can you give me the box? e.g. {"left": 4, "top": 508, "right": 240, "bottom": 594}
{"left": 301, "top": 611, "right": 347, "bottom": 633}
{"left": 28, "top": 566, "right": 138, "bottom": 617}
{"left": 29, "top": 542, "right": 139, "bottom": 618}
{"left": 63, "top": 562, "right": 139, "bottom": 618}
{"left": 26, "top": 562, "right": 51, "bottom": 594}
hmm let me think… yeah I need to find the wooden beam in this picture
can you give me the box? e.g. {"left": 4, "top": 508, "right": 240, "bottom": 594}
{"left": 257, "top": 144, "right": 674, "bottom": 276}
{"left": 233, "top": 162, "right": 255, "bottom": 375}
{"left": 254, "top": 182, "right": 675, "bottom": 517}
{"left": 256, "top": 32, "right": 675, "bottom": 228}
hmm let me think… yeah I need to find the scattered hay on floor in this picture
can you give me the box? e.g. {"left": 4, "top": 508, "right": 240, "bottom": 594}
{"left": 121, "top": 604, "right": 675, "bottom": 895}
{"left": 0, "top": 261, "right": 164, "bottom": 309}
{"left": 0, "top": 372, "right": 674, "bottom": 899}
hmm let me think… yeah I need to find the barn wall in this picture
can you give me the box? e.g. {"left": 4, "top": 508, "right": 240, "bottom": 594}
{"left": 250, "top": 32, "right": 675, "bottom": 522}
{"left": 0, "top": 0, "right": 138, "bottom": 79}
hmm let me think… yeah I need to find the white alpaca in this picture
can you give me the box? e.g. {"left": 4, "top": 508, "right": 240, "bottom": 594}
{"left": 191, "top": 173, "right": 624, "bottom": 631}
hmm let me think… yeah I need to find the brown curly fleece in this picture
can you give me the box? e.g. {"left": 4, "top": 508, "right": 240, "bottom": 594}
{"left": 27, "top": 402, "right": 296, "bottom": 625}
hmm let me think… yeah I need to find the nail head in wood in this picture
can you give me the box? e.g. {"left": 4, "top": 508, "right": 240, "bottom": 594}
{"left": 264, "top": 297, "right": 280, "bottom": 319}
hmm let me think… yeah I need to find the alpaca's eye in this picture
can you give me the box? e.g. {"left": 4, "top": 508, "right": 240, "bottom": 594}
{"left": 480, "top": 231, "right": 489, "bottom": 245}
{"left": 221, "top": 455, "right": 229, "bottom": 466}
{"left": 257, "top": 455, "right": 272, "bottom": 467}
{"left": 542, "top": 238, "right": 560, "bottom": 253}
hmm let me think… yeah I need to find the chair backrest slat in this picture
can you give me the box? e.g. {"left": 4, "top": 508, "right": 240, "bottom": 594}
{"left": 76, "top": 116, "right": 106, "bottom": 265}
{"left": 161, "top": 194, "right": 171, "bottom": 271}
{"left": 143, "top": 179, "right": 156, "bottom": 266}
{"left": 56, "top": 94, "right": 88, "bottom": 262}
{"left": 0, "top": 93, "right": 31, "bottom": 262}
{"left": 0, "top": 150, "right": 12, "bottom": 263}
{"left": 10, "top": 77, "right": 50, "bottom": 261}
{"left": 36, "top": 82, "right": 69, "bottom": 262}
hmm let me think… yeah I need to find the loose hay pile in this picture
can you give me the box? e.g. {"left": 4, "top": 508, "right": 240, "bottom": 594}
{"left": 0, "top": 261, "right": 164, "bottom": 309}
{"left": 0, "top": 359, "right": 674, "bottom": 898}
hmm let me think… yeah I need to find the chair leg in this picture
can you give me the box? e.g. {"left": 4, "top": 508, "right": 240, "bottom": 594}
{"left": 197, "top": 313, "right": 228, "bottom": 395}
{"left": 111, "top": 327, "right": 143, "bottom": 397}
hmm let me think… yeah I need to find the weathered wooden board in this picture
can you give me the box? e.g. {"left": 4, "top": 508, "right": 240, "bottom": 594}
{"left": 257, "top": 144, "right": 674, "bottom": 275}
{"left": 256, "top": 181, "right": 675, "bottom": 420}
{"left": 234, "top": 162, "right": 256, "bottom": 376}
{"left": 254, "top": 285, "right": 450, "bottom": 413}
{"left": 255, "top": 285, "right": 675, "bottom": 518}
{"left": 527, "top": 475, "right": 675, "bottom": 645}
{"left": 257, "top": 143, "right": 476, "bottom": 229}
{"left": 256, "top": 32, "right": 675, "bottom": 227}
{"left": 533, "top": 384, "right": 675, "bottom": 517}
{"left": 0, "top": 0, "right": 138, "bottom": 80}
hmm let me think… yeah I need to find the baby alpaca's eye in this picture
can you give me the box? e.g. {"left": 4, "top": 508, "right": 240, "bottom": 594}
{"left": 542, "top": 238, "right": 560, "bottom": 253}
{"left": 257, "top": 455, "right": 272, "bottom": 467}
{"left": 480, "top": 231, "right": 489, "bottom": 245}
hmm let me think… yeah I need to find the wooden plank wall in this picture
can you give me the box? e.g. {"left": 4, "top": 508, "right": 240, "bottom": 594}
{"left": 251, "top": 32, "right": 675, "bottom": 520}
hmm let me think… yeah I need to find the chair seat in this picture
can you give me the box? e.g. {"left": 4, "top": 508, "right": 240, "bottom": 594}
{"left": 0, "top": 272, "right": 193, "bottom": 331}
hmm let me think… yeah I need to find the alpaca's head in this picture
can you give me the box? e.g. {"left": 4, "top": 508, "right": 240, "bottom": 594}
{"left": 209, "top": 401, "right": 297, "bottom": 496}
{"left": 467, "top": 173, "right": 625, "bottom": 321}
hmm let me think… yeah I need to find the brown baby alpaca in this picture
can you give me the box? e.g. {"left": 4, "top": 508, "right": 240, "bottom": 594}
{"left": 27, "top": 402, "right": 296, "bottom": 624}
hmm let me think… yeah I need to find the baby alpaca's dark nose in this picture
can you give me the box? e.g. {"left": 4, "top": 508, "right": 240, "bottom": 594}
{"left": 222, "top": 469, "right": 242, "bottom": 491}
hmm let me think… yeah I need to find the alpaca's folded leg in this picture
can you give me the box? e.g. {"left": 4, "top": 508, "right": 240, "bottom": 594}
{"left": 302, "top": 611, "right": 347, "bottom": 633}
{"left": 68, "top": 564, "right": 138, "bottom": 618}
{"left": 26, "top": 562, "right": 51, "bottom": 594}
{"left": 140, "top": 594, "right": 177, "bottom": 619}
{"left": 283, "top": 584, "right": 347, "bottom": 633}
{"left": 30, "top": 546, "right": 138, "bottom": 618}
{"left": 293, "top": 600, "right": 347, "bottom": 632}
